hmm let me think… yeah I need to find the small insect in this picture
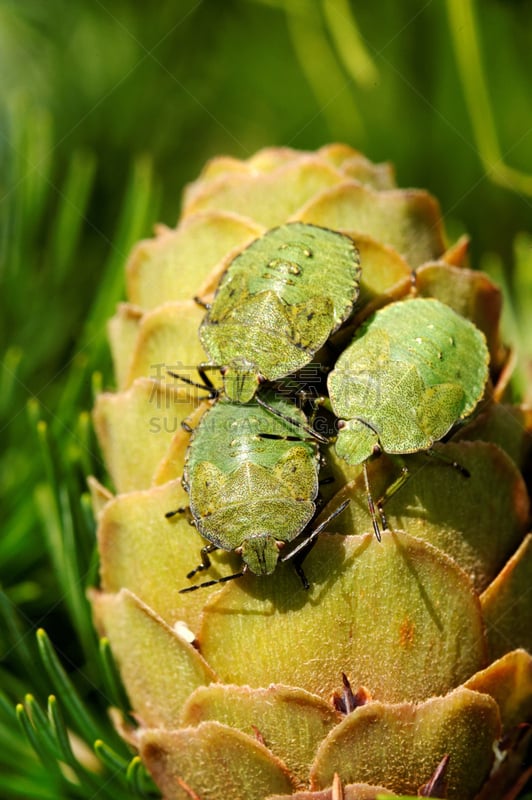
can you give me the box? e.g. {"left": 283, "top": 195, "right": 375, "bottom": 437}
{"left": 198, "top": 222, "right": 361, "bottom": 403}
{"left": 168, "top": 393, "right": 346, "bottom": 592}
{"left": 327, "top": 297, "right": 490, "bottom": 536}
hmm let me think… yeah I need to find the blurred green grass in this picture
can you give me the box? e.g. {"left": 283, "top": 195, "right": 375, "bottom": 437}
{"left": 0, "top": 1, "right": 531, "bottom": 796}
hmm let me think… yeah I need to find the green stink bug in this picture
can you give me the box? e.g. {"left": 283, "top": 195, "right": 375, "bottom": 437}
{"left": 198, "top": 222, "right": 361, "bottom": 403}
{"left": 171, "top": 393, "right": 332, "bottom": 591}
{"left": 327, "top": 297, "right": 490, "bottom": 534}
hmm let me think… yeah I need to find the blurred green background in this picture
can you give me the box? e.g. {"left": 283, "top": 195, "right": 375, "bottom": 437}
{"left": 1, "top": 1, "right": 531, "bottom": 797}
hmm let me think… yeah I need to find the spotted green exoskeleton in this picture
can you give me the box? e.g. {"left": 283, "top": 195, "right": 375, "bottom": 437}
{"left": 177, "top": 393, "right": 324, "bottom": 590}
{"left": 327, "top": 297, "right": 489, "bottom": 537}
{"left": 199, "top": 222, "right": 361, "bottom": 402}
{"left": 328, "top": 297, "right": 490, "bottom": 466}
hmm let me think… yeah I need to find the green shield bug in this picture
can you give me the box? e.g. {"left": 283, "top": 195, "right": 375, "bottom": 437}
{"left": 327, "top": 297, "right": 490, "bottom": 535}
{"left": 198, "top": 222, "right": 361, "bottom": 402}
{"left": 169, "top": 393, "right": 346, "bottom": 591}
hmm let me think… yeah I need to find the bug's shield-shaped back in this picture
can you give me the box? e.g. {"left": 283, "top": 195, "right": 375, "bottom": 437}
{"left": 201, "top": 290, "right": 335, "bottom": 400}
{"left": 188, "top": 459, "right": 316, "bottom": 552}
{"left": 329, "top": 298, "right": 490, "bottom": 464}
{"left": 199, "top": 221, "right": 361, "bottom": 401}
{"left": 333, "top": 361, "right": 468, "bottom": 464}
{"left": 416, "top": 382, "right": 466, "bottom": 442}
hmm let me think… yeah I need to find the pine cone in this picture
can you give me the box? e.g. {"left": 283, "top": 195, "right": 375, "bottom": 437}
{"left": 91, "top": 144, "right": 532, "bottom": 800}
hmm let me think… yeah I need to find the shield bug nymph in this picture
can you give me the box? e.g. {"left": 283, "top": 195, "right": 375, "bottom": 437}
{"left": 327, "top": 297, "right": 490, "bottom": 536}
{"left": 168, "top": 392, "right": 346, "bottom": 591}
{"left": 198, "top": 222, "right": 361, "bottom": 403}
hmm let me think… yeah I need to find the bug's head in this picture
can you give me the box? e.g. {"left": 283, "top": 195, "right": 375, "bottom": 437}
{"left": 240, "top": 534, "right": 281, "bottom": 576}
{"left": 335, "top": 418, "right": 379, "bottom": 466}
{"left": 221, "top": 359, "right": 260, "bottom": 403}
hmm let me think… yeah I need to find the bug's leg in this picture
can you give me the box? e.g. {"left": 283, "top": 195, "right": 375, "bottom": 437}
{"left": 293, "top": 560, "right": 310, "bottom": 591}
{"left": 166, "top": 368, "right": 219, "bottom": 400}
{"left": 425, "top": 447, "right": 470, "bottom": 478}
{"left": 294, "top": 393, "right": 333, "bottom": 428}
{"left": 291, "top": 388, "right": 329, "bottom": 416}
{"left": 179, "top": 568, "right": 246, "bottom": 594}
{"left": 373, "top": 449, "right": 467, "bottom": 528}
{"left": 314, "top": 450, "right": 337, "bottom": 496}
{"left": 307, "top": 394, "right": 331, "bottom": 418}
{"left": 165, "top": 505, "right": 195, "bottom": 523}
{"left": 306, "top": 394, "right": 339, "bottom": 441}
{"left": 165, "top": 507, "right": 183, "bottom": 519}
{"left": 363, "top": 461, "right": 382, "bottom": 542}
{"left": 283, "top": 539, "right": 313, "bottom": 589}
{"left": 318, "top": 440, "right": 337, "bottom": 489}
{"left": 374, "top": 459, "right": 411, "bottom": 533}
{"left": 193, "top": 295, "right": 211, "bottom": 310}
{"left": 197, "top": 363, "right": 220, "bottom": 392}
{"left": 186, "top": 543, "right": 219, "bottom": 580}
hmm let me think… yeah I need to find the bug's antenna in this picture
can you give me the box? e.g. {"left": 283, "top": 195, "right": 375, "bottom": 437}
{"left": 281, "top": 498, "right": 351, "bottom": 563}
{"left": 255, "top": 394, "right": 329, "bottom": 444}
